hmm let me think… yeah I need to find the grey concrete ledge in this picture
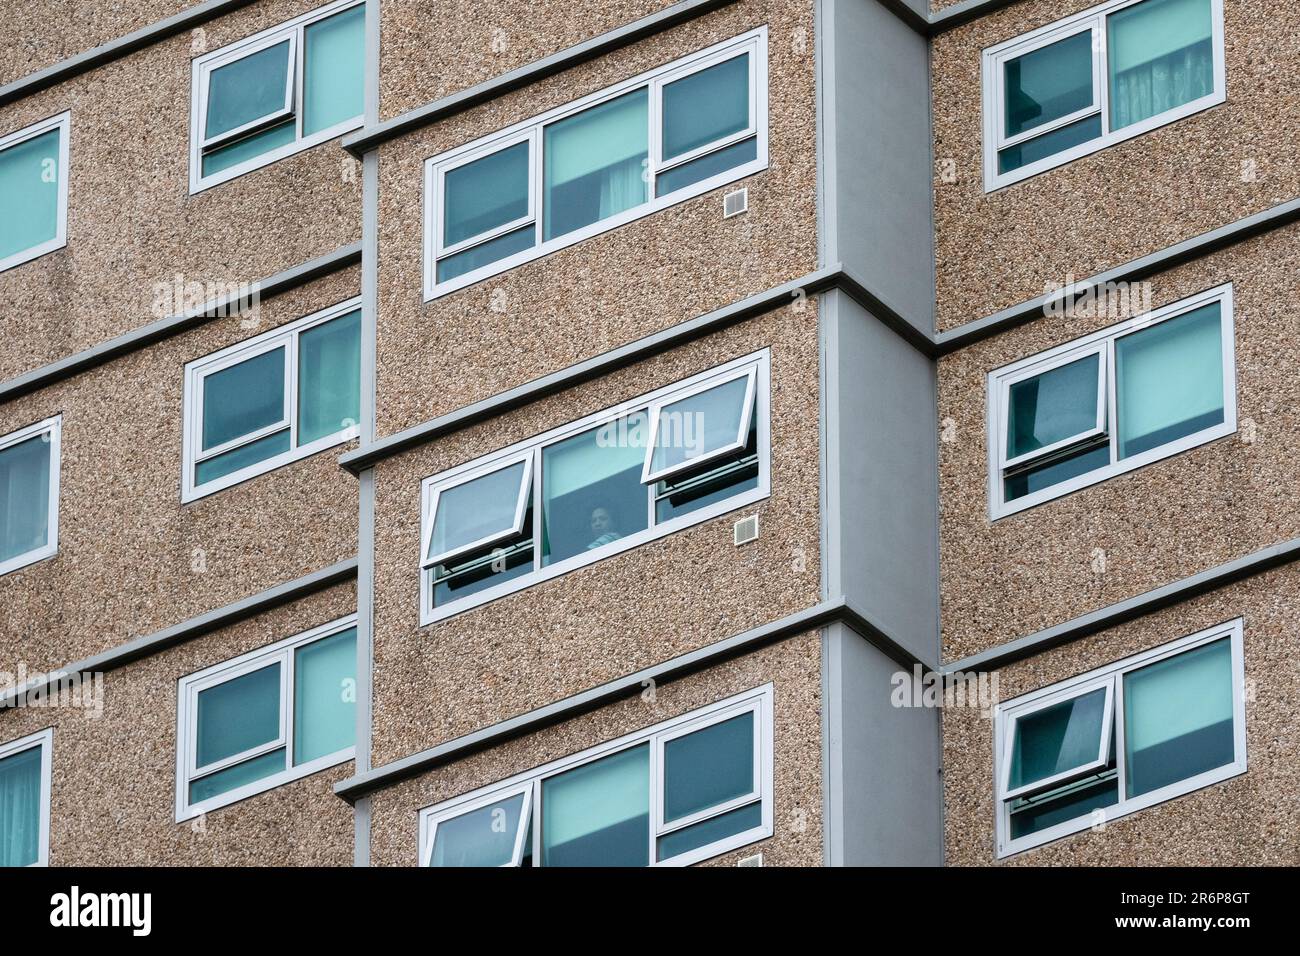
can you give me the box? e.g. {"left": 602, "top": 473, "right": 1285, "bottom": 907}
{"left": 942, "top": 536, "right": 1300, "bottom": 675}
{"left": 334, "top": 594, "right": 927, "bottom": 802}
{"left": 0, "top": 0, "right": 258, "bottom": 108}
{"left": 0, "top": 557, "right": 358, "bottom": 709}
{"left": 0, "top": 241, "right": 362, "bottom": 406}
{"left": 341, "top": 0, "right": 739, "bottom": 158}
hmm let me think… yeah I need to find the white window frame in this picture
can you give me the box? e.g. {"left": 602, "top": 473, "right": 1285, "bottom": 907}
{"left": 418, "top": 684, "right": 774, "bottom": 868}
{"left": 421, "top": 452, "right": 534, "bottom": 569}
{"left": 987, "top": 283, "right": 1236, "bottom": 519}
{"left": 419, "top": 350, "right": 770, "bottom": 626}
{"left": 0, "top": 112, "right": 70, "bottom": 274}
{"left": 994, "top": 619, "right": 1246, "bottom": 858}
{"left": 188, "top": 0, "right": 365, "bottom": 193}
{"left": 0, "top": 728, "right": 53, "bottom": 867}
{"left": 181, "top": 296, "right": 362, "bottom": 502}
{"left": 174, "top": 614, "right": 358, "bottom": 821}
{"left": 0, "top": 415, "right": 61, "bottom": 578}
{"left": 999, "top": 678, "right": 1115, "bottom": 801}
{"left": 423, "top": 28, "right": 768, "bottom": 300}
{"left": 641, "top": 364, "right": 758, "bottom": 484}
{"left": 982, "top": 0, "right": 1226, "bottom": 191}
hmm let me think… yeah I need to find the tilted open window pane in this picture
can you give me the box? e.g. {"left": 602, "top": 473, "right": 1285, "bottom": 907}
{"left": 1123, "top": 637, "right": 1233, "bottom": 798}
{"left": 1006, "top": 352, "right": 1104, "bottom": 461}
{"left": 0, "top": 435, "right": 52, "bottom": 566}
{"left": 0, "top": 745, "right": 42, "bottom": 867}
{"left": 302, "top": 4, "right": 365, "bottom": 136}
{"left": 297, "top": 309, "right": 361, "bottom": 445}
{"left": 202, "top": 347, "right": 287, "bottom": 452}
{"left": 293, "top": 627, "right": 357, "bottom": 765}
{"left": 205, "top": 40, "right": 293, "bottom": 141}
{"left": 0, "top": 128, "right": 62, "bottom": 263}
{"left": 195, "top": 664, "right": 281, "bottom": 769}
{"left": 541, "top": 744, "right": 650, "bottom": 867}
{"left": 541, "top": 416, "right": 649, "bottom": 566}
{"left": 663, "top": 712, "right": 755, "bottom": 822}
{"left": 425, "top": 459, "right": 531, "bottom": 567}
{"left": 645, "top": 371, "right": 754, "bottom": 483}
{"left": 428, "top": 790, "right": 529, "bottom": 867}
{"left": 1003, "top": 30, "right": 1096, "bottom": 139}
{"left": 1115, "top": 301, "right": 1224, "bottom": 459}
{"left": 1108, "top": 0, "right": 1214, "bottom": 130}
{"left": 1005, "top": 685, "right": 1111, "bottom": 796}
{"left": 662, "top": 53, "right": 750, "bottom": 161}
{"left": 543, "top": 90, "right": 648, "bottom": 241}
{"left": 443, "top": 142, "right": 532, "bottom": 249}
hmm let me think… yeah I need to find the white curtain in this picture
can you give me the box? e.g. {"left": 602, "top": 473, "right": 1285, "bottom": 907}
{"left": 0, "top": 748, "right": 40, "bottom": 867}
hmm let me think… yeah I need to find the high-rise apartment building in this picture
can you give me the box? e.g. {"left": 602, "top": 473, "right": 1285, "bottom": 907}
{"left": 0, "top": 0, "right": 1293, "bottom": 867}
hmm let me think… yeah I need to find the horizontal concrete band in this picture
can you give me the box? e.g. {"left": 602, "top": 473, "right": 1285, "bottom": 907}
{"left": 0, "top": 241, "right": 362, "bottom": 406}
{"left": 0, "top": 557, "right": 358, "bottom": 708}
{"left": 333, "top": 593, "right": 924, "bottom": 802}
{"left": 0, "top": 0, "right": 259, "bottom": 109}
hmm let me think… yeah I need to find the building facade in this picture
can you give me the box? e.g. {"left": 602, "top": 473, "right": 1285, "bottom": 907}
{"left": 0, "top": 0, "right": 1294, "bottom": 866}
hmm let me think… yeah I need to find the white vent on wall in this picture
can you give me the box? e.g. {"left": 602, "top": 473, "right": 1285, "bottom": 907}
{"left": 723, "top": 187, "right": 748, "bottom": 218}
{"left": 734, "top": 514, "right": 759, "bottom": 546}
{"left": 736, "top": 853, "right": 763, "bottom": 867}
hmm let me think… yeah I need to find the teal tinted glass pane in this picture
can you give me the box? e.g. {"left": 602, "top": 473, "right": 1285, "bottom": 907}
{"left": 1116, "top": 303, "right": 1223, "bottom": 459}
{"left": 432, "top": 537, "right": 533, "bottom": 606}
{"left": 202, "top": 346, "right": 286, "bottom": 450}
{"left": 0, "top": 435, "right": 51, "bottom": 564}
{"left": 428, "top": 461, "right": 528, "bottom": 561}
{"left": 1124, "top": 638, "right": 1233, "bottom": 798}
{"left": 1003, "top": 442, "right": 1109, "bottom": 502}
{"left": 1109, "top": 0, "right": 1214, "bottom": 130}
{"left": 998, "top": 114, "right": 1102, "bottom": 174}
{"left": 436, "top": 225, "right": 535, "bottom": 283}
{"left": 1008, "top": 687, "right": 1107, "bottom": 791}
{"left": 298, "top": 310, "right": 361, "bottom": 445}
{"left": 293, "top": 628, "right": 357, "bottom": 765}
{"left": 444, "top": 142, "right": 530, "bottom": 247}
{"left": 543, "top": 89, "right": 648, "bottom": 241}
{"left": 657, "top": 801, "right": 761, "bottom": 861}
{"left": 195, "top": 429, "right": 291, "bottom": 485}
{"left": 1009, "top": 775, "right": 1118, "bottom": 839}
{"left": 1006, "top": 353, "right": 1100, "bottom": 459}
{"left": 663, "top": 712, "right": 754, "bottom": 822}
{"left": 201, "top": 120, "right": 297, "bottom": 176}
{"left": 541, "top": 744, "right": 649, "bottom": 867}
{"left": 195, "top": 662, "right": 281, "bottom": 768}
{"left": 303, "top": 5, "right": 365, "bottom": 136}
{"left": 662, "top": 54, "right": 750, "bottom": 160}
{"left": 205, "top": 41, "right": 291, "bottom": 138}
{"left": 189, "top": 747, "right": 286, "bottom": 804}
{"left": 651, "top": 376, "right": 749, "bottom": 475}
{"left": 655, "top": 136, "right": 757, "bottom": 197}
{"left": 541, "top": 417, "right": 649, "bottom": 567}
{"left": 654, "top": 409, "right": 758, "bottom": 523}
{"left": 0, "top": 746, "right": 42, "bottom": 867}
{"left": 429, "top": 793, "right": 525, "bottom": 867}
{"left": 1004, "top": 31, "right": 1095, "bottom": 138}
{"left": 0, "top": 129, "right": 61, "bottom": 262}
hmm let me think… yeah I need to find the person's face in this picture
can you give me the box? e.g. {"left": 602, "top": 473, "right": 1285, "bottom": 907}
{"left": 590, "top": 508, "right": 612, "bottom": 533}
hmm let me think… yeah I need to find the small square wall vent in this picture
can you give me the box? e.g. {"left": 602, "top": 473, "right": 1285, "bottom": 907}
{"left": 723, "top": 187, "right": 748, "bottom": 218}
{"left": 737, "top": 853, "right": 763, "bottom": 867}
{"left": 734, "top": 514, "right": 759, "bottom": 546}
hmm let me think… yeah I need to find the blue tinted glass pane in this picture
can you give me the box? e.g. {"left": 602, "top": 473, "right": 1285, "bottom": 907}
{"left": 202, "top": 120, "right": 297, "bottom": 176}
{"left": 1108, "top": 0, "right": 1214, "bottom": 130}
{"left": 541, "top": 418, "right": 649, "bottom": 567}
{"left": 1003, "top": 442, "right": 1109, "bottom": 502}
{"left": 428, "top": 461, "right": 528, "bottom": 561}
{"left": 0, "top": 435, "right": 51, "bottom": 564}
{"left": 663, "top": 712, "right": 754, "bottom": 821}
{"left": 444, "top": 142, "right": 531, "bottom": 247}
{"left": 293, "top": 628, "right": 357, "bottom": 764}
{"left": 432, "top": 541, "right": 533, "bottom": 606}
{"left": 195, "top": 662, "right": 281, "bottom": 767}
{"left": 543, "top": 90, "right": 648, "bottom": 241}
{"left": 298, "top": 310, "right": 361, "bottom": 445}
{"left": 651, "top": 376, "right": 749, "bottom": 476}
{"left": 429, "top": 793, "right": 525, "bottom": 867}
{"left": 541, "top": 744, "right": 649, "bottom": 867}
{"left": 0, "top": 129, "right": 61, "bottom": 262}
{"left": 195, "top": 429, "right": 291, "bottom": 485}
{"left": 998, "top": 114, "right": 1103, "bottom": 174}
{"left": 1009, "top": 776, "right": 1118, "bottom": 838}
{"left": 662, "top": 54, "right": 749, "bottom": 160}
{"left": 205, "top": 41, "right": 291, "bottom": 138}
{"left": 1004, "top": 31, "right": 1095, "bottom": 138}
{"left": 202, "top": 347, "right": 286, "bottom": 450}
{"left": 1008, "top": 688, "right": 1108, "bottom": 791}
{"left": 0, "top": 746, "right": 42, "bottom": 867}
{"left": 1007, "top": 354, "right": 1099, "bottom": 458}
{"left": 303, "top": 5, "right": 365, "bottom": 135}
{"left": 436, "top": 225, "right": 536, "bottom": 283}
{"left": 656, "top": 136, "right": 757, "bottom": 197}
{"left": 189, "top": 747, "right": 286, "bottom": 804}
{"left": 657, "top": 802, "right": 762, "bottom": 861}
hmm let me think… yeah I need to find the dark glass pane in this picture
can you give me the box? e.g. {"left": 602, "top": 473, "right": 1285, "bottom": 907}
{"left": 657, "top": 802, "right": 762, "bottom": 861}
{"left": 656, "top": 136, "right": 757, "bottom": 196}
{"left": 202, "top": 346, "right": 286, "bottom": 450}
{"left": 205, "top": 41, "right": 291, "bottom": 138}
{"left": 998, "top": 114, "right": 1103, "bottom": 174}
{"left": 1003, "top": 31, "right": 1095, "bottom": 138}
{"left": 662, "top": 54, "right": 749, "bottom": 159}
{"left": 1008, "top": 688, "right": 1107, "bottom": 791}
{"left": 444, "top": 142, "right": 531, "bottom": 247}
{"left": 1003, "top": 442, "right": 1109, "bottom": 502}
{"left": 436, "top": 225, "right": 536, "bottom": 283}
{"left": 1006, "top": 353, "right": 1099, "bottom": 459}
{"left": 1009, "top": 775, "right": 1119, "bottom": 839}
{"left": 663, "top": 713, "right": 754, "bottom": 822}
{"left": 195, "top": 429, "right": 291, "bottom": 485}
{"left": 195, "top": 663, "right": 281, "bottom": 767}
